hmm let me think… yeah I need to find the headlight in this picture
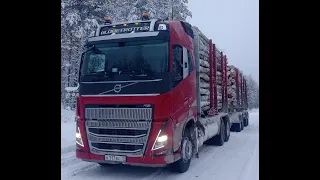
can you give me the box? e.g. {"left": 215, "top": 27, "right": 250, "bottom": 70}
{"left": 152, "top": 120, "right": 170, "bottom": 150}
{"left": 76, "top": 127, "right": 84, "bottom": 147}
{"left": 152, "top": 134, "right": 168, "bottom": 150}
{"left": 157, "top": 135, "right": 168, "bottom": 142}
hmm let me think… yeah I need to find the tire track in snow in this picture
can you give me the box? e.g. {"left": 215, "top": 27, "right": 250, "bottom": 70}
{"left": 239, "top": 134, "right": 259, "bottom": 180}
{"left": 61, "top": 151, "right": 79, "bottom": 168}
{"left": 61, "top": 151, "right": 98, "bottom": 179}
{"left": 61, "top": 145, "right": 76, "bottom": 155}
{"left": 62, "top": 159, "right": 98, "bottom": 180}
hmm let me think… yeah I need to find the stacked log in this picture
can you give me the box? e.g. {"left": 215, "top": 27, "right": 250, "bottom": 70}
{"left": 227, "top": 65, "right": 238, "bottom": 108}
{"left": 193, "top": 27, "right": 223, "bottom": 114}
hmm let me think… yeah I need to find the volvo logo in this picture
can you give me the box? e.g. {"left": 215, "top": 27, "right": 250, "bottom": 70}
{"left": 114, "top": 84, "right": 122, "bottom": 93}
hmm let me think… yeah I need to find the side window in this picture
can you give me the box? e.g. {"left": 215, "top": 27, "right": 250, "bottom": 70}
{"left": 85, "top": 54, "right": 106, "bottom": 74}
{"left": 172, "top": 45, "right": 183, "bottom": 87}
{"left": 187, "top": 50, "right": 194, "bottom": 74}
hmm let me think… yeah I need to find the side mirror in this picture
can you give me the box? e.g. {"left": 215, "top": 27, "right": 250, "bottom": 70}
{"left": 78, "top": 52, "right": 84, "bottom": 82}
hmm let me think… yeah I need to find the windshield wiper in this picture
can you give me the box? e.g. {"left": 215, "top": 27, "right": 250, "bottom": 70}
{"left": 120, "top": 69, "right": 151, "bottom": 75}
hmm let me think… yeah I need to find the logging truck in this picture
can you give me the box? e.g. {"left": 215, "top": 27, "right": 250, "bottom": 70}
{"left": 74, "top": 13, "right": 248, "bottom": 173}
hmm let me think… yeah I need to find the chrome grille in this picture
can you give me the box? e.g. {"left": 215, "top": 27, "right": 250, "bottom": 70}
{"left": 85, "top": 107, "right": 152, "bottom": 157}
{"left": 85, "top": 108, "right": 152, "bottom": 120}
{"left": 86, "top": 119, "right": 150, "bottom": 129}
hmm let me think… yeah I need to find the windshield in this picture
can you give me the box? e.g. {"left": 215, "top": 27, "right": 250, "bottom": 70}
{"left": 81, "top": 40, "right": 169, "bottom": 76}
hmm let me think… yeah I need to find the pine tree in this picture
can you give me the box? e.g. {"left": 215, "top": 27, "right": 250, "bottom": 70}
{"left": 244, "top": 74, "right": 259, "bottom": 109}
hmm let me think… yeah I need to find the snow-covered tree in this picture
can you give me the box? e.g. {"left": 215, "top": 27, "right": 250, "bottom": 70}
{"left": 245, "top": 74, "right": 259, "bottom": 109}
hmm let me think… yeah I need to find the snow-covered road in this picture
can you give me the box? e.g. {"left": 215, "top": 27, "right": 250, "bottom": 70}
{"left": 61, "top": 110, "right": 259, "bottom": 180}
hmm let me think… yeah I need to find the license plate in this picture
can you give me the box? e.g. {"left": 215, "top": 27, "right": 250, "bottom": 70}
{"left": 105, "top": 155, "right": 126, "bottom": 162}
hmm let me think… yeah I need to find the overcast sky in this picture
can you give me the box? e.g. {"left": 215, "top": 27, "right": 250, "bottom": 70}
{"left": 186, "top": 0, "right": 259, "bottom": 83}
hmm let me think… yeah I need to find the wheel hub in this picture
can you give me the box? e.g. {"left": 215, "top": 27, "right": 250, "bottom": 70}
{"left": 182, "top": 139, "right": 193, "bottom": 163}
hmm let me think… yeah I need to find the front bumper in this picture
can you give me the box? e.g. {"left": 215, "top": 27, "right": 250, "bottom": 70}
{"left": 76, "top": 149, "right": 180, "bottom": 167}
{"left": 76, "top": 118, "right": 180, "bottom": 166}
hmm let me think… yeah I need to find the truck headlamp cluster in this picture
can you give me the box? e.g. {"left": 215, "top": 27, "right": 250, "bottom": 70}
{"left": 76, "top": 126, "right": 84, "bottom": 147}
{"left": 152, "top": 134, "right": 168, "bottom": 150}
{"left": 152, "top": 120, "right": 170, "bottom": 150}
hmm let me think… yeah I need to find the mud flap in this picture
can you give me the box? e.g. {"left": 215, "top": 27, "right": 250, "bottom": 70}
{"left": 192, "top": 124, "right": 199, "bottom": 158}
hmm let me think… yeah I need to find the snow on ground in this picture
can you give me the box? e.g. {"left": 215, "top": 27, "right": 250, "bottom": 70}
{"left": 61, "top": 109, "right": 259, "bottom": 180}
{"left": 61, "top": 108, "right": 76, "bottom": 154}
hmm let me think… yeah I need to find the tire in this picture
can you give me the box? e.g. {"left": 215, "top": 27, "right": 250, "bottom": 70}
{"left": 235, "top": 123, "right": 241, "bottom": 132}
{"left": 205, "top": 120, "right": 225, "bottom": 146}
{"left": 230, "top": 123, "right": 236, "bottom": 132}
{"left": 245, "top": 113, "right": 249, "bottom": 126}
{"left": 241, "top": 121, "right": 244, "bottom": 130}
{"left": 224, "top": 120, "right": 230, "bottom": 142}
{"left": 169, "top": 128, "right": 193, "bottom": 173}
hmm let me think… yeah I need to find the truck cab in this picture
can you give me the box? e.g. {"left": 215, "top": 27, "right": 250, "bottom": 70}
{"left": 75, "top": 14, "right": 198, "bottom": 172}
{"left": 75, "top": 14, "right": 244, "bottom": 173}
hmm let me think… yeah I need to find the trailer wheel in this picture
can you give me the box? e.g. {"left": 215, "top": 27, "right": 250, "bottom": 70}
{"left": 243, "top": 118, "right": 247, "bottom": 127}
{"left": 204, "top": 120, "right": 225, "bottom": 146}
{"left": 169, "top": 128, "right": 193, "bottom": 173}
{"left": 234, "top": 123, "right": 241, "bottom": 132}
{"left": 241, "top": 120, "right": 244, "bottom": 130}
{"left": 224, "top": 120, "right": 230, "bottom": 142}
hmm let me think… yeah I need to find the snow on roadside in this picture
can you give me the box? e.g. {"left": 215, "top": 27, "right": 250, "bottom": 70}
{"left": 61, "top": 107, "right": 76, "bottom": 153}
{"left": 249, "top": 108, "right": 259, "bottom": 113}
{"left": 61, "top": 107, "right": 75, "bottom": 123}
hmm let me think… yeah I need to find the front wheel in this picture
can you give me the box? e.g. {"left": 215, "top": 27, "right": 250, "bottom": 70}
{"left": 169, "top": 128, "right": 193, "bottom": 173}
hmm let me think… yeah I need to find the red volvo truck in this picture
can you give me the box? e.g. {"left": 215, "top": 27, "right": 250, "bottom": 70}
{"left": 74, "top": 14, "right": 248, "bottom": 173}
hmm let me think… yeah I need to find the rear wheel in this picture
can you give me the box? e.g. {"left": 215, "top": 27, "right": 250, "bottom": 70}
{"left": 169, "top": 128, "right": 193, "bottom": 173}
{"left": 224, "top": 120, "right": 230, "bottom": 142}
{"left": 234, "top": 123, "right": 241, "bottom": 132}
{"left": 205, "top": 120, "right": 225, "bottom": 146}
{"left": 241, "top": 120, "right": 244, "bottom": 130}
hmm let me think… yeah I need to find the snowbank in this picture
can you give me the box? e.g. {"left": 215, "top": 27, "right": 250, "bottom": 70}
{"left": 61, "top": 107, "right": 75, "bottom": 123}
{"left": 61, "top": 107, "right": 76, "bottom": 152}
{"left": 249, "top": 108, "right": 259, "bottom": 113}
